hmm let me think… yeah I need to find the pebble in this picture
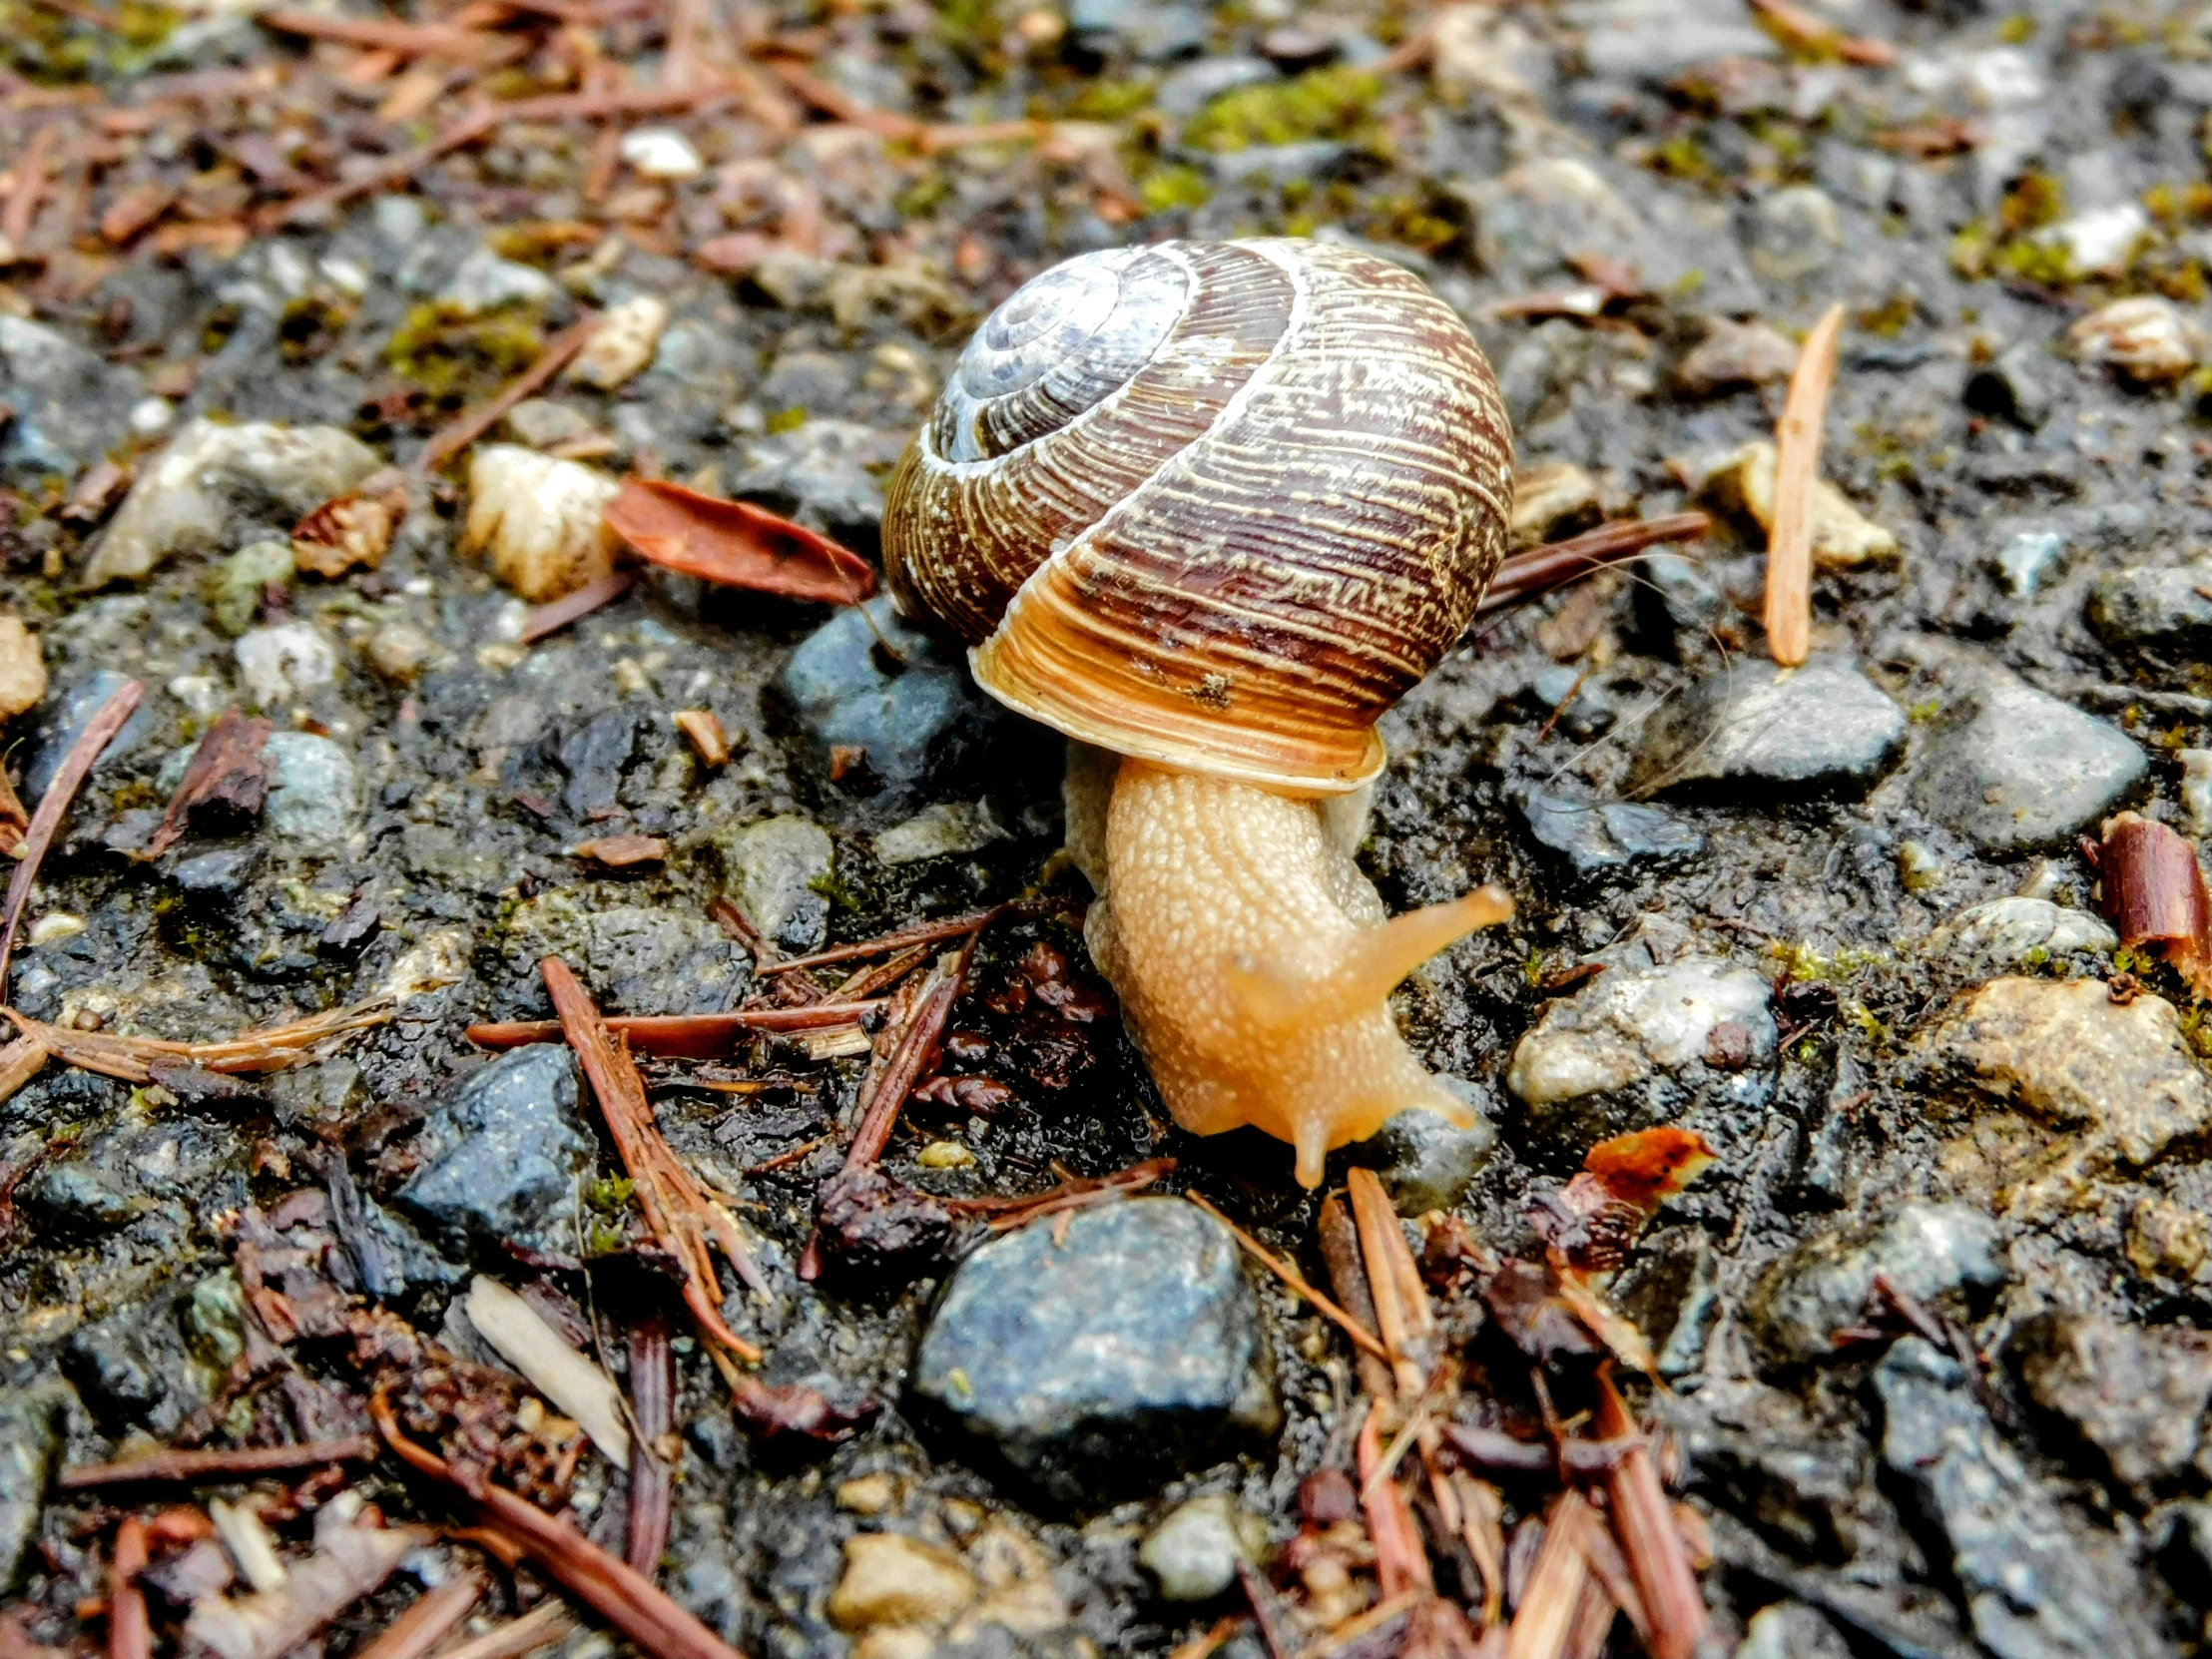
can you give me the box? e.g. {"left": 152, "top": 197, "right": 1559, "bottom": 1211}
{"left": 2183, "top": 750, "right": 2212, "bottom": 837}
{"left": 1749, "top": 1203, "right": 2002, "bottom": 1370}
{"left": 619, "top": 129, "right": 704, "bottom": 180}
{"left": 0, "top": 313, "right": 136, "bottom": 484}
{"left": 208, "top": 540, "right": 295, "bottom": 637}
{"left": 2087, "top": 556, "right": 2212, "bottom": 649}
{"left": 556, "top": 706, "right": 638, "bottom": 820}
{"left": 1749, "top": 186, "right": 1844, "bottom": 281}
{"left": 2069, "top": 295, "right": 2202, "bottom": 384}
{"left": 1989, "top": 527, "right": 2067, "bottom": 598}
{"left": 1923, "top": 896, "right": 2116, "bottom": 968}
{"left": 262, "top": 732, "right": 361, "bottom": 853}
{"left": 566, "top": 294, "right": 668, "bottom": 391}
{"left": 363, "top": 620, "right": 436, "bottom": 683}
{"left": 395, "top": 1045, "right": 596, "bottom": 1258}
{"left": 873, "top": 801, "right": 1007, "bottom": 866}
{"left": 910, "top": 1198, "right": 1280, "bottom": 1506}
{"left": 438, "top": 248, "right": 560, "bottom": 316}
{"left": 1156, "top": 55, "right": 1275, "bottom": 117}
{"left": 1963, "top": 340, "right": 2055, "bottom": 430}
{"left": 1504, "top": 956, "right": 1775, "bottom": 1151}
{"left": 85, "top": 418, "right": 383, "bottom": 587}
{"left": 1067, "top": 0, "right": 1207, "bottom": 60}
{"left": 1572, "top": 0, "right": 1775, "bottom": 84}
{"left": 507, "top": 894, "right": 744, "bottom": 1012}
{"left": 1734, "top": 1602, "right": 1853, "bottom": 1659}
{"left": 461, "top": 446, "right": 623, "bottom": 603}
{"left": 235, "top": 623, "right": 337, "bottom": 707}
{"left": 2041, "top": 202, "right": 2149, "bottom": 278}
{"left": 1877, "top": 1337, "right": 2169, "bottom": 1659}
{"left": 717, "top": 816, "right": 834, "bottom": 955}
{"left": 1140, "top": 1494, "right": 1261, "bottom": 1601}
{"left": 1630, "top": 657, "right": 1906, "bottom": 803}
{"left": 503, "top": 399, "right": 602, "bottom": 450}
{"left": 1705, "top": 441, "right": 1898, "bottom": 571}
{"left": 1673, "top": 317, "right": 1801, "bottom": 397}
{"left": 1911, "top": 668, "right": 2145, "bottom": 854}
{"left": 1506, "top": 461, "right": 1601, "bottom": 547}
{"left": 1346, "top": 1093, "right": 1495, "bottom": 1214}
{"left": 26, "top": 1158, "right": 145, "bottom": 1229}
{"left": 22, "top": 669, "right": 155, "bottom": 801}
{"left": 1665, "top": 1377, "right": 1869, "bottom": 1562}
{"left": 728, "top": 419, "right": 896, "bottom": 542}
{"left": 0, "top": 617, "right": 46, "bottom": 721}
{"left": 1925, "top": 976, "right": 2212, "bottom": 1217}
{"left": 1430, "top": 4, "right": 1547, "bottom": 105}
{"left": 1515, "top": 788, "right": 1705, "bottom": 886}
{"left": 1463, "top": 157, "right": 1675, "bottom": 291}
{"left": 0, "top": 1387, "right": 60, "bottom": 1591}
{"left": 776, "top": 597, "right": 1024, "bottom": 825}
{"left": 2015, "top": 1313, "right": 2212, "bottom": 1490}
{"left": 828, "top": 1533, "right": 977, "bottom": 1632}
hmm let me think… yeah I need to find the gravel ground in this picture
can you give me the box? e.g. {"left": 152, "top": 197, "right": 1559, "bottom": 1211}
{"left": 8, "top": 0, "right": 2212, "bottom": 1655}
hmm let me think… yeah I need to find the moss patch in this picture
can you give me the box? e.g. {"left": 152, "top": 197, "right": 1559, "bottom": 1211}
{"left": 385, "top": 302, "right": 548, "bottom": 398}
{"left": 1182, "top": 65, "right": 1381, "bottom": 152}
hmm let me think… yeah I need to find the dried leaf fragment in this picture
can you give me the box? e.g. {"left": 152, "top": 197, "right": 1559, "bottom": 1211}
{"left": 465, "top": 1276, "right": 632, "bottom": 1465}
{"left": 2092, "top": 812, "right": 2212, "bottom": 999}
{"left": 605, "top": 478, "right": 875, "bottom": 605}
{"left": 674, "top": 709, "right": 729, "bottom": 768}
{"left": 565, "top": 294, "right": 669, "bottom": 391}
{"left": 293, "top": 474, "right": 409, "bottom": 578}
{"left": 1764, "top": 302, "right": 1847, "bottom": 667}
{"left": 185, "top": 1509, "right": 427, "bottom": 1659}
{"left": 1577, "top": 1127, "right": 1717, "bottom": 1216}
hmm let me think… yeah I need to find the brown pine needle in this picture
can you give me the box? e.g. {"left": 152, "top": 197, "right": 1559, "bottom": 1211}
{"left": 416, "top": 315, "right": 602, "bottom": 474}
{"left": 1184, "top": 1194, "right": 1389, "bottom": 1362}
{"left": 349, "top": 1574, "right": 485, "bottom": 1659}
{"left": 61, "top": 1437, "right": 376, "bottom": 1488}
{"left": 1764, "top": 302, "right": 1846, "bottom": 668}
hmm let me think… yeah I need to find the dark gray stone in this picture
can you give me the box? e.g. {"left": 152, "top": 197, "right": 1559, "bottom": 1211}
{"left": 0, "top": 1385, "right": 61, "bottom": 1593}
{"left": 2014, "top": 1313, "right": 2212, "bottom": 1490}
{"left": 1964, "top": 340, "right": 2054, "bottom": 430}
{"left": 1634, "top": 550, "right": 1726, "bottom": 639}
{"left": 172, "top": 845, "right": 260, "bottom": 901}
{"left": 0, "top": 314, "right": 135, "bottom": 484}
{"left": 558, "top": 707, "right": 641, "bottom": 820}
{"left": 1749, "top": 1202, "right": 2002, "bottom": 1370}
{"left": 23, "top": 670, "right": 156, "bottom": 804}
{"left": 63, "top": 1295, "right": 207, "bottom": 1436}
{"left": 1631, "top": 657, "right": 1906, "bottom": 802}
{"left": 1877, "top": 1338, "right": 2168, "bottom": 1659}
{"left": 394, "top": 1045, "right": 595, "bottom": 1258}
{"left": 729, "top": 420, "right": 897, "bottom": 543}
{"left": 23, "top": 1158, "right": 145, "bottom": 1231}
{"left": 1516, "top": 788, "right": 1704, "bottom": 884}
{"left": 1912, "top": 670, "right": 2146, "bottom": 855}
{"left": 910, "top": 1198, "right": 1279, "bottom": 1507}
{"left": 2087, "top": 559, "right": 2212, "bottom": 650}
{"left": 1667, "top": 1377, "right": 1870, "bottom": 1564}
{"left": 775, "top": 597, "right": 1028, "bottom": 826}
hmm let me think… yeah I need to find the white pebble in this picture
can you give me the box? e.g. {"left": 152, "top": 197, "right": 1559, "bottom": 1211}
{"left": 128, "top": 396, "right": 175, "bottom": 436}
{"left": 566, "top": 294, "right": 670, "bottom": 391}
{"left": 461, "top": 446, "right": 622, "bottom": 603}
{"left": 235, "top": 622, "right": 338, "bottom": 707}
{"left": 620, "top": 128, "right": 703, "bottom": 180}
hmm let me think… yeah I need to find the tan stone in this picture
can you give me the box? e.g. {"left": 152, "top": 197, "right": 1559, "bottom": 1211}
{"left": 829, "top": 1534, "right": 977, "bottom": 1633}
{"left": 461, "top": 445, "right": 622, "bottom": 602}
{"left": 835, "top": 1473, "right": 899, "bottom": 1516}
{"left": 1507, "top": 461, "right": 1601, "bottom": 548}
{"left": 0, "top": 616, "right": 47, "bottom": 719}
{"left": 1706, "top": 440, "right": 1898, "bottom": 570}
{"left": 1928, "top": 976, "right": 2212, "bottom": 1216}
{"left": 566, "top": 294, "right": 669, "bottom": 391}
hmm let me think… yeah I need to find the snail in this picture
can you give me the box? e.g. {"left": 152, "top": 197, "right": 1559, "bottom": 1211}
{"left": 883, "top": 239, "right": 1515, "bottom": 1187}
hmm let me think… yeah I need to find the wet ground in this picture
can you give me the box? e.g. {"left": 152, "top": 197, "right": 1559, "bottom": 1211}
{"left": 9, "top": 0, "right": 2212, "bottom": 1653}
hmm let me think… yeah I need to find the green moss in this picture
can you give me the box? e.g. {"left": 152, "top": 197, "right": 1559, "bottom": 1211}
{"left": 0, "top": 0, "right": 178, "bottom": 81}
{"left": 1907, "top": 697, "right": 1943, "bottom": 724}
{"left": 1138, "top": 162, "right": 1213, "bottom": 214}
{"left": 1997, "top": 171, "right": 2064, "bottom": 235}
{"left": 894, "top": 171, "right": 954, "bottom": 221}
{"left": 1064, "top": 78, "right": 1157, "bottom": 122}
{"left": 766, "top": 407, "right": 809, "bottom": 434}
{"left": 1992, "top": 235, "right": 2075, "bottom": 286}
{"left": 1856, "top": 292, "right": 1917, "bottom": 336}
{"left": 1182, "top": 65, "right": 1382, "bottom": 152}
{"left": 585, "top": 1175, "right": 636, "bottom": 1214}
{"left": 1773, "top": 939, "right": 1892, "bottom": 982}
{"left": 1997, "top": 12, "right": 2037, "bottom": 40}
{"left": 385, "top": 302, "right": 547, "bottom": 397}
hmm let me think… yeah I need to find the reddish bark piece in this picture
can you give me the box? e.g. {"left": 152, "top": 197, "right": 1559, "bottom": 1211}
{"left": 1593, "top": 1370, "right": 1706, "bottom": 1659}
{"left": 1474, "top": 514, "right": 1710, "bottom": 615}
{"left": 575, "top": 834, "right": 666, "bottom": 868}
{"left": 625, "top": 1313, "right": 674, "bottom": 1577}
{"left": 143, "top": 707, "right": 272, "bottom": 859}
{"left": 2092, "top": 812, "right": 2212, "bottom": 999}
{"left": 109, "top": 1517, "right": 150, "bottom": 1659}
{"left": 604, "top": 478, "right": 875, "bottom": 605}
{"left": 61, "top": 1437, "right": 375, "bottom": 1488}
{"left": 0, "top": 676, "right": 142, "bottom": 994}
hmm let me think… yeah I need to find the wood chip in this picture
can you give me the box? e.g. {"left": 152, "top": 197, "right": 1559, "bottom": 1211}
{"left": 465, "top": 1276, "right": 633, "bottom": 1465}
{"left": 2092, "top": 812, "right": 2212, "bottom": 998}
{"left": 0, "top": 617, "right": 45, "bottom": 720}
{"left": 574, "top": 834, "right": 666, "bottom": 868}
{"left": 1763, "top": 302, "right": 1845, "bottom": 667}
{"left": 673, "top": 709, "right": 728, "bottom": 768}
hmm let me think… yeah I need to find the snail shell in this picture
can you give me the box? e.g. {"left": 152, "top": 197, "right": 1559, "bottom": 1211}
{"left": 883, "top": 238, "right": 1513, "bottom": 795}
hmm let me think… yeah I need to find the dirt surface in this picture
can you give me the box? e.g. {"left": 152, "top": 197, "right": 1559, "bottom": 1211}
{"left": 8, "top": 0, "right": 2212, "bottom": 1655}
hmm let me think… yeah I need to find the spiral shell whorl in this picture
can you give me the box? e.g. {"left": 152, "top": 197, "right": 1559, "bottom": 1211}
{"left": 885, "top": 238, "right": 1512, "bottom": 794}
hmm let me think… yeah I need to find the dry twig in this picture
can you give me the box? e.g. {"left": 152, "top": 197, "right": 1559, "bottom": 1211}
{"left": 349, "top": 1574, "right": 485, "bottom": 1659}
{"left": 107, "top": 1517, "right": 150, "bottom": 1659}
{"left": 2090, "top": 812, "right": 2212, "bottom": 998}
{"left": 466, "top": 1002, "right": 882, "bottom": 1055}
{"left": 1187, "top": 1194, "right": 1389, "bottom": 1363}
{"left": 416, "top": 315, "right": 602, "bottom": 473}
{"left": 1475, "top": 514, "right": 1710, "bottom": 615}
{"left": 61, "top": 1437, "right": 375, "bottom": 1488}
{"left": 0, "top": 676, "right": 141, "bottom": 994}
{"left": 1763, "top": 302, "right": 1845, "bottom": 667}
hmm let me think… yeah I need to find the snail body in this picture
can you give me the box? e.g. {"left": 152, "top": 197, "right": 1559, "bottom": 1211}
{"left": 885, "top": 239, "right": 1514, "bottom": 1186}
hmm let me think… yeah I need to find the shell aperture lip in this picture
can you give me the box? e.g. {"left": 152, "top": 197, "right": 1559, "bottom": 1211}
{"left": 930, "top": 247, "right": 1190, "bottom": 464}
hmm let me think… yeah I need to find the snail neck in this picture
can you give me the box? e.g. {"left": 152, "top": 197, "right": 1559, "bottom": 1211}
{"left": 1081, "top": 755, "right": 1509, "bottom": 1187}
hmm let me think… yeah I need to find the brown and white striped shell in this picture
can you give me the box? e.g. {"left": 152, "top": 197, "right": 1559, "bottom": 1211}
{"left": 882, "top": 238, "right": 1513, "bottom": 795}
